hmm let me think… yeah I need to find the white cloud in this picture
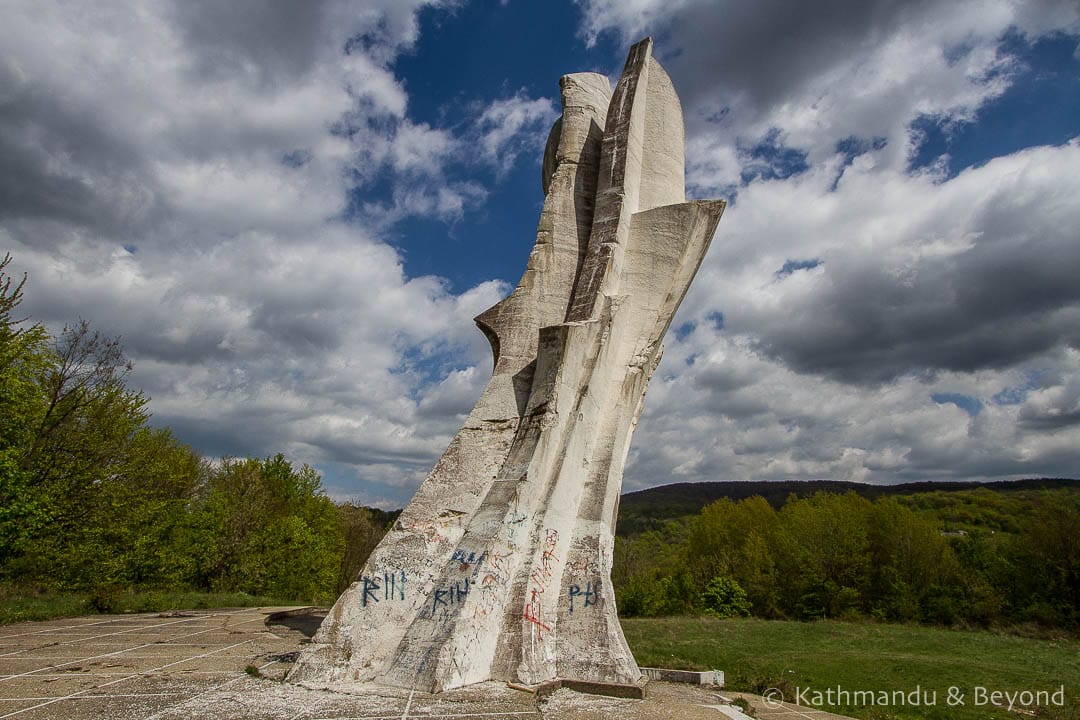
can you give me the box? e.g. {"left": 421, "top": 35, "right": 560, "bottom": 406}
{"left": 474, "top": 93, "right": 559, "bottom": 176}
{"left": 0, "top": 0, "right": 527, "bottom": 505}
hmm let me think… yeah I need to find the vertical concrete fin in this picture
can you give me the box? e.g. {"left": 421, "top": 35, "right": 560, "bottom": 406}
{"left": 639, "top": 56, "right": 686, "bottom": 210}
{"left": 566, "top": 38, "right": 653, "bottom": 323}
{"left": 549, "top": 199, "right": 724, "bottom": 685}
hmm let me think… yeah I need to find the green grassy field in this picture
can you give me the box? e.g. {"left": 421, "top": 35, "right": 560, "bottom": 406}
{"left": 622, "top": 617, "right": 1080, "bottom": 719}
{"left": 0, "top": 586, "right": 290, "bottom": 625}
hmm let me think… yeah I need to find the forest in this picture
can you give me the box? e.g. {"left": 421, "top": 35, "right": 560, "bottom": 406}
{"left": 613, "top": 486, "right": 1080, "bottom": 630}
{"left": 2, "top": 254, "right": 1078, "bottom": 633}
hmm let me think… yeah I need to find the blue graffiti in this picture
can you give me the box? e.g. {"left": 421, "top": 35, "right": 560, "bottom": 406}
{"left": 431, "top": 578, "right": 470, "bottom": 614}
{"left": 568, "top": 580, "right": 599, "bottom": 612}
{"left": 450, "top": 549, "right": 487, "bottom": 566}
{"left": 360, "top": 570, "right": 407, "bottom": 607}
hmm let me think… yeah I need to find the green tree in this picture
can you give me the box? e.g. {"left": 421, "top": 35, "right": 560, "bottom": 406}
{"left": 686, "top": 496, "right": 780, "bottom": 616}
{"left": 1, "top": 259, "right": 213, "bottom": 591}
{"left": 22, "top": 319, "right": 143, "bottom": 488}
{"left": 617, "top": 567, "right": 697, "bottom": 617}
{"left": 773, "top": 492, "right": 872, "bottom": 619}
{"left": 338, "top": 503, "right": 395, "bottom": 592}
{"left": 13, "top": 321, "right": 154, "bottom": 587}
{"left": 867, "top": 498, "right": 963, "bottom": 623}
{"left": 192, "top": 455, "right": 344, "bottom": 601}
{"left": 0, "top": 254, "right": 51, "bottom": 565}
{"left": 254, "top": 455, "right": 343, "bottom": 601}
{"left": 1010, "top": 497, "right": 1080, "bottom": 627}
{"left": 70, "top": 427, "right": 208, "bottom": 590}
{"left": 701, "top": 576, "right": 752, "bottom": 618}
{"left": 949, "top": 530, "right": 1010, "bottom": 626}
{"left": 613, "top": 529, "right": 696, "bottom": 616}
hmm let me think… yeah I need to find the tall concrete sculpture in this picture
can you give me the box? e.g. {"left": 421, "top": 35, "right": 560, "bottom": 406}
{"left": 290, "top": 38, "right": 724, "bottom": 693}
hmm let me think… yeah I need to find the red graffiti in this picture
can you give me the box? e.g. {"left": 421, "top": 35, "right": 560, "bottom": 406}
{"left": 523, "top": 528, "right": 561, "bottom": 639}
{"left": 523, "top": 601, "right": 551, "bottom": 634}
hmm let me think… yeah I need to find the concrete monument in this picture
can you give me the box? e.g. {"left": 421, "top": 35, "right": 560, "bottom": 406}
{"left": 289, "top": 37, "right": 724, "bottom": 693}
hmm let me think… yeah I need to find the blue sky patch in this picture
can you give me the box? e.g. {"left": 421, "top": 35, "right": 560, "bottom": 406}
{"left": 394, "top": 341, "right": 474, "bottom": 402}
{"left": 836, "top": 135, "right": 888, "bottom": 160}
{"left": 345, "top": 0, "right": 627, "bottom": 293}
{"left": 740, "top": 128, "right": 810, "bottom": 183}
{"left": 832, "top": 135, "right": 887, "bottom": 189}
{"left": 909, "top": 30, "right": 1080, "bottom": 177}
{"left": 674, "top": 321, "right": 694, "bottom": 342}
{"left": 932, "top": 392, "right": 983, "bottom": 416}
{"left": 992, "top": 370, "right": 1044, "bottom": 405}
{"left": 776, "top": 258, "right": 823, "bottom": 278}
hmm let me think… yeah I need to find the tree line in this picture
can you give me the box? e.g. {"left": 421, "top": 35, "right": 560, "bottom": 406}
{"left": 612, "top": 488, "right": 1080, "bottom": 630}
{"left": 0, "top": 255, "right": 390, "bottom": 602}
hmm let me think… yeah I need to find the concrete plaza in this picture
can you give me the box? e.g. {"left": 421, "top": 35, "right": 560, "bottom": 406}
{"left": 0, "top": 607, "right": 850, "bottom": 719}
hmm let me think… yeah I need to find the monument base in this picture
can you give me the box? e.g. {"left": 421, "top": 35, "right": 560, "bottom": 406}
{"left": 512, "top": 676, "right": 651, "bottom": 700}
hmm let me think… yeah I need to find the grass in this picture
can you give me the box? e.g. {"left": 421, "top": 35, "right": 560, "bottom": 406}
{"left": 621, "top": 616, "right": 1080, "bottom": 720}
{"left": 0, "top": 589, "right": 90, "bottom": 625}
{"left": 0, "top": 584, "right": 293, "bottom": 625}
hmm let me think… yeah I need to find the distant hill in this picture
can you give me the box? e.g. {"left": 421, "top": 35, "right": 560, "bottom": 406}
{"left": 615, "top": 477, "right": 1079, "bottom": 535}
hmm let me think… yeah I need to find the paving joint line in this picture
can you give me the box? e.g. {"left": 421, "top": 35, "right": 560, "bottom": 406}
{"left": 0, "top": 692, "right": 183, "bottom": 701}
{"left": 141, "top": 656, "right": 280, "bottom": 720}
{"left": 0, "top": 612, "right": 265, "bottom": 684}
{"left": 0, "top": 638, "right": 255, "bottom": 719}
{"left": 0, "top": 618, "right": 122, "bottom": 642}
{"left": 0, "top": 671, "right": 236, "bottom": 679}
{"left": 0, "top": 608, "right": 254, "bottom": 659}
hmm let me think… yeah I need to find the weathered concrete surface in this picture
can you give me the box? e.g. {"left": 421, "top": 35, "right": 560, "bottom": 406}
{"left": 642, "top": 667, "right": 725, "bottom": 686}
{"left": 0, "top": 607, "right": 309, "bottom": 719}
{"left": 0, "top": 610, "right": 858, "bottom": 720}
{"left": 290, "top": 37, "right": 725, "bottom": 694}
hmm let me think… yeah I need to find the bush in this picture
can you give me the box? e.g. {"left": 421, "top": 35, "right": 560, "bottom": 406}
{"left": 702, "top": 576, "right": 751, "bottom": 618}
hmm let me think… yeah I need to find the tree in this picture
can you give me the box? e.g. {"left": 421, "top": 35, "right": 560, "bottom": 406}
{"left": 192, "top": 455, "right": 344, "bottom": 601}
{"left": 66, "top": 427, "right": 208, "bottom": 590}
{"left": 613, "top": 529, "right": 697, "bottom": 616}
{"left": 1010, "top": 497, "right": 1080, "bottom": 628}
{"left": 701, "top": 576, "right": 752, "bottom": 618}
{"left": 0, "top": 254, "right": 51, "bottom": 565}
{"left": 338, "top": 503, "right": 395, "bottom": 592}
{"left": 686, "top": 496, "right": 780, "bottom": 616}
{"left": 867, "top": 498, "right": 963, "bottom": 623}
{"left": 772, "top": 493, "right": 872, "bottom": 619}
{"left": 12, "top": 321, "right": 154, "bottom": 586}
{"left": 22, "top": 319, "right": 143, "bottom": 488}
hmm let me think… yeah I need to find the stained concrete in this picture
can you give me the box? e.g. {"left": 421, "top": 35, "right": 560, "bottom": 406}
{"left": 292, "top": 36, "right": 725, "bottom": 697}
{"left": 0, "top": 609, "right": 855, "bottom": 719}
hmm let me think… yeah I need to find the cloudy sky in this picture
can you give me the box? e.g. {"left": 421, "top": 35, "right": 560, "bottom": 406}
{"left": 4, "top": 1, "right": 1079, "bottom": 507}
